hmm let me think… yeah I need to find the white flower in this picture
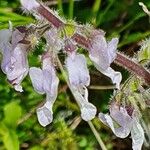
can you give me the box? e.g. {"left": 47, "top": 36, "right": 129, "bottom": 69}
{"left": 89, "top": 31, "right": 122, "bottom": 89}
{"left": 99, "top": 102, "right": 144, "bottom": 150}
{"left": 0, "top": 28, "right": 29, "bottom": 92}
{"left": 0, "top": 29, "right": 12, "bottom": 51}
{"left": 95, "top": 66, "right": 122, "bottom": 90}
{"left": 66, "top": 53, "right": 96, "bottom": 121}
{"left": 29, "top": 53, "right": 59, "bottom": 126}
{"left": 72, "top": 86, "right": 97, "bottom": 121}
{"left": 66, "top": 53, "right": 90, "bottom": 86}
{"left": 45, "top": 28, "right": 63, "bottom": 52}
{"left": 36, "top": 97, "right": 54, "bottom": 127}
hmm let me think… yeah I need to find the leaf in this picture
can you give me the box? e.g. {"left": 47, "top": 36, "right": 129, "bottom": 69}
{"left": 138, "top": 46, "right": 150, "bottom": 64}
{"left": 3, "top": 101, "right": 22, "bottom": 128}
{"left": 0, "top": 123, "right": 19, "bottom": 150}
{"left": 2, "top": 129, "right": 19, "bottom": 150}
{"left": 64, "top": 24, "right": 76, "bottom": 37}
{"left": 0, "top": 8, "right": 33, "bottom": 29}
{"left": 118, "top": 31, "right": 150, "bottom": 47}
{"left": 130, "top": 79, "right": 140, "bottom": 92}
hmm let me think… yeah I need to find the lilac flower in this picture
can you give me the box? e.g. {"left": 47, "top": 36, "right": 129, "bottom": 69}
{"left": 29, "top": 52, "right": 59, "bottom": 126}
{"left": 99, "top": 102, "right": 144, "bottom": 150}
{"left": 66, "top": 53, "right": 97, "bottom": 121}
{"left": 45, "top": 28, "right": 63, "bottom": 52}
{"left": 66, "top": 53, "right": 90, "bottom": 86}
{"left": 0, "top": 28, "right": 29, "bottom": 92}
{"left": 89, "top": 31, "right": 122, "bottom": 89}
{"left": 0, "top": 29, "right": 12, "bottom": 51}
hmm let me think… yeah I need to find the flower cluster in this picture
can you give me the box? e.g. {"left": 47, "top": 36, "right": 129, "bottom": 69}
{"left": 0, "top": 0, "right": 122, "bottom": 126}
{"left": 99, "top": 102, "right": 144, "bottom": 150}
{"left": 0, "top": 0, "right": 147, "bottom": 149}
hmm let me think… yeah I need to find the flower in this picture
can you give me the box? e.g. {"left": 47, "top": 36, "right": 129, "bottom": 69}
{"left": 66, "top": 53, "right": 90, "bottom": 86}
{"left": 29, "top": 52, "right": 59, "bottom": 126}
{"left": 0, "top": 29, "right": 12, "bottom": 51}
{"left": 99, "top": 102, "right": 144, "bottom": 150}
{"left": 66, "top": 53, "right": 97, "bottom": 121}
{"left": 45, "top": 28, "right": 63, "bottom": 52}
{"left": 0, "top": 27, "right": 29, "bottom": 92}
{"left": 89, "top": 31, "right": 122, "bottom": 89}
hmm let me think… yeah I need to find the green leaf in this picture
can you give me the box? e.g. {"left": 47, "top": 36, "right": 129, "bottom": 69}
{"left": 64, "top": 23, "right": 76, "bottom": 37}
{"left": 3, "top": 129, "right": 19, "bottom": 150}
{"left": 130, "top": 80, "right": 140, "bottom": 92}
{"left": 138, "top": 40, "right": 150, "bottom": 64}
{"left": 68, "top": 0, "right": 74, "bottom": 19}
{"left": 0, "top": 123, "right": 19, "bottom": 150}
{"left": 0, "top": 8, "right": 33, "bottom": 29}
{"left": 118, "top": 31, "right": 150, "bottom": 47}
{"left": 0, "top": 122, "right": 8, "bottom": 135}
{"left": 3, "top": 101, "right": 22, "bottom": 128}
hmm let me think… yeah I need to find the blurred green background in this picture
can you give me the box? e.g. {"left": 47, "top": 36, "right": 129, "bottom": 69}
{"left": 0, "top": 0, "right": 150, "bottom": 150}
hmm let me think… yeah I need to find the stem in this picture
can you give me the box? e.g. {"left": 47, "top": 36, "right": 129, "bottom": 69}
{"left": 57, "top": 0, "right": 64, "bottom": 16}
{"left": 69, "top": 0, "right": 74, "bottom": 19}
{"left": 56, "top": 56, "right": 107, "bottom": 149}
{"left": 92, "top": 0, "right": 101, "bottom": 25}
{"left": 89, "top": 85, "right": 116, "bottom": 90}
{"left": 37, "top": 4, "right": 64, "bottom": 28}
{"left": 115, "top": 53, "right": 150, "bottom": 85}
{"left": 35, "top": 2, "right": 150, "bottom": 85}
{"left": 88, "top": 121, "right": 107, "bottom": 150}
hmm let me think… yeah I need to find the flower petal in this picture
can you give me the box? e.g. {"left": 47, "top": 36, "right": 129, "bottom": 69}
{"left": 81, "top": 103, "right": 97, "bottom": 121}
{"left": 37, "top": 74, "right": 59, "bottom": 127}
{"left": 0, "top": 29, "right": 12, "bottom": 51}
{"left": 45, "top": 28, "right": 63, "bottom": 52}
{"left": 11, "top": 28, "right": 25, "bottom": 49}
{"left": 42, "top": 69, "right": 53, "bottom": 93}
{"left": 36, "top": 102, "right": 53, "bottom": 127}
{"left": 131, "top": 120, "right": 144, "bottom": 150}
{"left": 42, "top": 54, "right": 59, "bottom": 96}
{"left": 29, "top": 67, "right": 45, "bottom": 94}
{"left": 14, "top": 84, "right": 23, "bottom": 92}
{"left": 107, "top": 38, "right": 118, "bottom": 64}
{"left": 72, "top": 86, "right": 96, "bottom": 121}
{"left": 110, "top": 102, "right": 132, "bottom": 128}
{"left": 99, "top": 113, "right": 131, "bottom": 138}
{"left": 89, "top": 34, "right": 108, "bottom": 70}
{"left": 95, "top": 65, "right": 122, "bottom": 89}
{"left": 66, "top": 54, "right": 90, "bottom": 86}
{"left": 1, "top": 43, "right": 29, "bottom": 91}
{"left": 1, "top": 44, "right": 12, "bottom": 73}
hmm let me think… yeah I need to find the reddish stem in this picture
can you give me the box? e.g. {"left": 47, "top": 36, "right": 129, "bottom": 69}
{"left": 115, "top": 53, "right": 150, "bottom": 85}
{"left": 37, "top": 4, "right": 64, "bottom": 28}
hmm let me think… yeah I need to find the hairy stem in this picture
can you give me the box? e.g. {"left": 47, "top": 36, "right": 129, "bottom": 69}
{"left": 37, "top": 4, "right": 64, "bottom": 28}
{"left": 115, "top": 53, "right": 150, "bottom": 85}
